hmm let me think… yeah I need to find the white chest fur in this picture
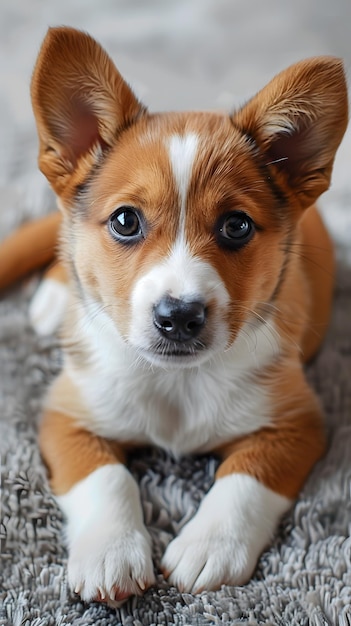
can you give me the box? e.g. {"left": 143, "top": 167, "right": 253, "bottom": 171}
{"left": 61, "top": 301, "right": 278, "bottom": 456}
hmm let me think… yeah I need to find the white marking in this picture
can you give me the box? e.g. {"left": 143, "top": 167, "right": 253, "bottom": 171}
{"left": 29, "top": 278, "right": 68, "bottom": 335}
{"left": 45, "top": 228, "right": 281, "bottom": 458}
{"left": 47, "top": 289, "right": 279, "bottom": 457}
{"left": 128, "top": 242, "right": 230, "bottom": 360}
{"left": 57, "top": 464, "right": 154, "bottom": 607}
{"left": 162, "top": 473, "right": 291, "bottom": 592}
{"left": 167, "top": 134, "right": 198, "bottom": 241}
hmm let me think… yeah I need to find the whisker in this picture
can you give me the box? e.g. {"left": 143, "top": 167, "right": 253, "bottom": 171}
{"left": 265, "top": 157, "right": 288, "bottom": 166}
{"left": 231, "top": 301, "right": 302, "bottom": 354}
{"left": 282, "top": 242, "right": 334, "bottom": 279}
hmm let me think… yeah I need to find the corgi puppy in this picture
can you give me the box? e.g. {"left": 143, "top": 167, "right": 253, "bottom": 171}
{"left": 10, "top": 26, "right": 349, "bottom": 607}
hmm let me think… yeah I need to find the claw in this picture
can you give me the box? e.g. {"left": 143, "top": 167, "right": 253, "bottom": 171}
{"left": 137, "top": 578, "right": 146, "bottom": 591}
{"left": 110, "top": 587, "right": 116, "bottom": 602}
{"left": 98, "top": 586, "right": 106, "bottom": 601}
{"left": 110, "top": 585, "right": 131, "bottom": 602}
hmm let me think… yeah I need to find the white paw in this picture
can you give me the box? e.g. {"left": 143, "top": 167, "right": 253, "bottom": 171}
{"left": 162, "top": 519, "right": 256, "bottom": 592}
{"left": 29, "top": 278, "right": 68, "bottom": 335}
{"left": 57, "top": 464, "right": 155, "bottom": 607}
{"left": 162, "top": 474, "right": 291, "bottom": 593}
{"left": 68, "top": 523, "right": 155, "bottom": 607}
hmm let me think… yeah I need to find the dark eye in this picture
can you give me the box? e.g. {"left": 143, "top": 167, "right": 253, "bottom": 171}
{"left": 215, "top": 211, "right": 255, "bottom": 250}
{"left": 108, "top": 207, "right": 144, "bottom": 243}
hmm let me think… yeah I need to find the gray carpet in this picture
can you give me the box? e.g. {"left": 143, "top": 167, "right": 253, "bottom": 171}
{"left": 1, "top": 1, "right": 351, "bottom": 624}
{"left": 0, "top": 264, "right": 350, "bottom": 625}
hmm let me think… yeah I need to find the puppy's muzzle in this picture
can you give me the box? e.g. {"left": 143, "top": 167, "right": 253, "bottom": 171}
{"left": 153, "top": 296, "right": 207, "bottom": 343}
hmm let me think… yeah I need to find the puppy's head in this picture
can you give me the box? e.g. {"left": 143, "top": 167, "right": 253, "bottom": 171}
{"left": 31, "top": 27, "right": 348, "bottom": 367}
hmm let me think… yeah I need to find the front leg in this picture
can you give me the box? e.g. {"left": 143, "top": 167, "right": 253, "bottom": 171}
{"left": 40, "top": 389, "right": 155, "bottom": 607}
{"left": 58, "top": 461, "right": 154, "bottom": 606}
{"left": 162, "top": 371, "right": 326, "bottom": 592}
{"left": 162, "top": 471, "right": 291, "bottom": 593}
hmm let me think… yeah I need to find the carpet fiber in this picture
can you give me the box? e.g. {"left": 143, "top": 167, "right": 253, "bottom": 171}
{"left": 1, "top": 265, "right": 351, "bottom": 625}
{"left": 0, "top": 1, "right": 350, "bottom": 624}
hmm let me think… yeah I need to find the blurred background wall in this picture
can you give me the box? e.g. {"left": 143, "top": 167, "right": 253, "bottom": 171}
{"left": 0, "top": 0, "right": 350, "bottom": 256}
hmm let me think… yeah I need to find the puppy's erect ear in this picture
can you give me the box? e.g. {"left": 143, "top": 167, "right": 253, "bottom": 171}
{"left": 31, "top": 27, "right": 146, "bottom": 199}
{"left": 233, "top": 57, "right": 348, "bottom": 210}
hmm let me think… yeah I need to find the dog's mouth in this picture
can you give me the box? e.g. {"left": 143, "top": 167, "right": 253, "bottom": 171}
{"left": 140, "top": 339, "right": 209, "bottom": 366}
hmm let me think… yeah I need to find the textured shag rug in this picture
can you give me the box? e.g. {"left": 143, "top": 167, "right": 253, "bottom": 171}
{"left": 1, "top": 1, "right": 351, "bottom": 624}
{"left": 1, "top": 265, "right": 351, "bottom": 626}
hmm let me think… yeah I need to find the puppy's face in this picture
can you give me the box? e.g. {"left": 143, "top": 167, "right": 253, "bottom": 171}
{"left": 73, "top": 113, "right": 288, "bottom": 366}
{"left": 31, "top": 28, "right": 348, "bottom": 367}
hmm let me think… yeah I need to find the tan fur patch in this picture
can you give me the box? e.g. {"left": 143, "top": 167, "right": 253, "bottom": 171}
{"left": 0, "top": 212, "right": 61, "bottom": 290}
{"left": 39, "top": 409, "right": 126, "bottom": 495}
{"left": 215, "top": 362, "right": 326, "bottom": 499}
{"left": 29, "top": 29, "right": 348, "bottom": 507}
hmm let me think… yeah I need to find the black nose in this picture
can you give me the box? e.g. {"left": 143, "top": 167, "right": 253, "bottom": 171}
{"left": 153, "top": 296, "right": 206, "bottom": 342}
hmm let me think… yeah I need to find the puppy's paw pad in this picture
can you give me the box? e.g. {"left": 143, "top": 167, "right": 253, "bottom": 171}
{"left": 91, "top": 585, "right": 132, "bottom": 607}
{"left": 93, "top": 585, "right": 129, "bottom": 602}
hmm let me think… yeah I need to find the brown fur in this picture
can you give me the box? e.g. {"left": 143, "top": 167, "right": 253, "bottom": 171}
{"left": 0, "top": 211, "right": 60, "bottom": 289}
{"left": 216, "top": 363, "right": 326, "bottom": 498}
{"left": 30, "top": 27, "right": 147, "bottom": 201}
{"left": 40, "top": 409, "right": 125, "bottom": 495}
{"left": 0, "top": 26, "right": 348, "bottom": 603}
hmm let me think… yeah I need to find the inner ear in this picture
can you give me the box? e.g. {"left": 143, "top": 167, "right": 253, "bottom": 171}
{"left": 61, "top": 95, "right": 108, "bottom": 163}
{"left": 261, "top": 119, "right": 344, "bottom": 209}
{"left": 266, "top": 125, "right": 319, "bottom": 179}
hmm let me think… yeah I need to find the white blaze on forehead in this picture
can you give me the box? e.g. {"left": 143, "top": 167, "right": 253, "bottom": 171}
{"left": 167, "top": 133, "right": 199, "bottom": 240}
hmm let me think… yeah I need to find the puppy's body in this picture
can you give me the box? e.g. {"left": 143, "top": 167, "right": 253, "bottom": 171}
{"left": 21, "top": 27, "right": 348, "bottom": 606}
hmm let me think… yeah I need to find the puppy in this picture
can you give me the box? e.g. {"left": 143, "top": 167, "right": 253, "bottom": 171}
{"left": 20, "top": 27, "right": 349, "bottom": 607}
